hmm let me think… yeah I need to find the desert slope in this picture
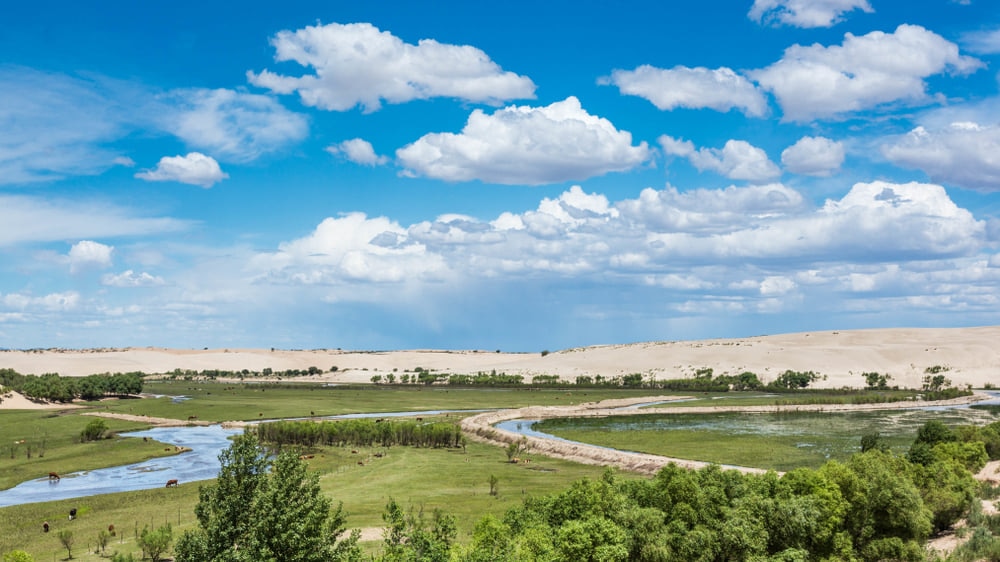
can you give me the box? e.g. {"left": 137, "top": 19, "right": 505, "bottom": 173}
{"left": 2, "top": 326, "right": 998, "bottom": 389}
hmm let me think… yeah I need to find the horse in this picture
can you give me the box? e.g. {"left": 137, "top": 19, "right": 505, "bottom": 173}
{"left": 165, "top": 479, "right": 179, "bottom": 488}
{"left": 48, "top": 472, "right": 60, "bottom": 481}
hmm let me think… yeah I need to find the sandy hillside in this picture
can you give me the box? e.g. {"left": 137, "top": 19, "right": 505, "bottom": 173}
{"left": 1, "top": 326, "right": 999, "bottom": 389}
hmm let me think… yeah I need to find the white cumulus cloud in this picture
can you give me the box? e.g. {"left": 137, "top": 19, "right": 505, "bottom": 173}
{"left": 251, "top": 212, "right": 448, "bottom": 284}
{"left": 749, "top": 0, "right": 873, "bottom": 28}
{"left": 135, "top": 153, "right": 229, "bottom": 188}
{"left": 751, "top": 24, "right": 982, "bottom": 122}
{"left": 326, "top": 138, "right": 389, "bottom": 166}
{"left": 781, "top": 136, "right": 845, "bottom": 176}
{"left": 881, "top": 122, "right": 1000, "bottom": 192}
{"left": 101, "top": 270, "right": 165, "bottom": 287}
{"left": 397, "top": 96, "right": 652, "bottom": 185}
{"left": 2, "top": 291, "right": 80, "bottom": 312}
{"left": 660, "top": 136, "right": 781, "bottom": 181}
{"left": 601, "top": 65, "right": 767, "bottom": 117}
{"left": 248, "top": 22, "right": 536, "bottom": 112}
{"left": 68, "top": 240, "right": 114, "bottom": 272}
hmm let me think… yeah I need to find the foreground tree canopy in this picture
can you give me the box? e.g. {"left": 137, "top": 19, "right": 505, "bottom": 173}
{"left": 173, "top": 433, "right": 361, "bottom": 562}
{"left": 178, "top": 416, "right": 1000, "bottom": 562}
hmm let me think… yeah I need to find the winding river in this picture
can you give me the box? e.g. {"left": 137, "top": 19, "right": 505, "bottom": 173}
{"left": 2, "top": 394, "right": 998, "bottom": 508}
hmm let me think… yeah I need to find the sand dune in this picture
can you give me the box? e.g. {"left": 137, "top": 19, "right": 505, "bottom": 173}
{"left": 2, "top": 326, "right": 998, "bottom": 390}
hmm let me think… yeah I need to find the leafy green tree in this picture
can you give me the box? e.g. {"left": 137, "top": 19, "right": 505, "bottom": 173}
{"left": 58, "top": 529, "right": 75, "bottom": 559}
{"left": 914, "top": 420, "right": 955, "bottom": 447}
{"left": 2, "top": 551, "right": 35, "bottom": 562}
{"left": 96, "top": 528, "right": 111, "bottom": 555}
{"left": 381, "top": 498, "right": 456, "bottom": 562}
{"left": 860, "top": 431, "right": 889, "bottom": 453}
{"left": 138, "top": 523, "right": 173, "bottom": 562}
{"left": 174, "top": 432, "right": 360, "bottom": 562}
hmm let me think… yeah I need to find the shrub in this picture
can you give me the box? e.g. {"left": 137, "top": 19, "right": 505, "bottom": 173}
{"left": 81, "top": 418, "right": 108, "bottom": 442}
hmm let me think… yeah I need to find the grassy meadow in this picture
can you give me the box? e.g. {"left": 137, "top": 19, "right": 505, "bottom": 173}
{"left": 0, "top": 381, "right": 990, "bottom": 560}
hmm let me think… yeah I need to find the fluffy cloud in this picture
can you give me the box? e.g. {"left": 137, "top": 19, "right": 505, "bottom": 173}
{"left": 68, "top": 240, "right": 114, "bottom": 273}
{"left": 751, "top": 25, "right": 982, "bottom": 122}
{"left": 397, "top": 97, "right": 652, "bottom": 185}
{"left": 660, "top": 136, "right": 781, "bottom": 181}
{"left": 255, "top": 180, "right": 982, "bottom": 294}
{"left": 881, "top": 122, "right": 1000, "bottom": 192}
{"left": 101, "top": 270, "right": 165, "bottom": 287}
{"left": 135, "top": 153, "right": 229, "bottom": 188}
{"left": 749, "top": 0, "right": 873, "bottom": 28}
{"left": 0, "top": 195, "right": 187, "bottom": 246}
{"left": 248, "top": 22, "right": 536, "bottom": 111}
{"left": 1, "top": 291, "right": 80, "bottom": 312}
{"left": 326, "top": 138, "right": 389, "bottom": 166}
{"left": 617, "top": 183, "right": 806, "bottom": 233}
{"left": 781, "top": 136, "right": 845, "bottom": 176}
{"left": 158, "top": 88, "right": 309, "bottom": 162}
{"left": 251, "top": 212, "right": 448, "bottom": 284}
{"left": 602, "top": 65, "right": 767, "bottom": 117}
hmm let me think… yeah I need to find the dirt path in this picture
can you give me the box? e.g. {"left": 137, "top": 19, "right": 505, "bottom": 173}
{"left": 82, "top": 411, "right": 212, "bottom": 427}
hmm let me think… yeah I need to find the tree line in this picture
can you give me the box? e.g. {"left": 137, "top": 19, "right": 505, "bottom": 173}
{"left": 255, "top": 418, "right": 464, "bottom": 449}
{"left": 0, "top": 369, "right": 143, "bottom": 402}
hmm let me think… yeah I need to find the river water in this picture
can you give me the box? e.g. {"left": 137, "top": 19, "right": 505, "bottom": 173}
{"left": 0, "top": 408, "right": 482, "bottom": 508}
{"left": 2, "top": 394, "right": 998, "bottom": 508}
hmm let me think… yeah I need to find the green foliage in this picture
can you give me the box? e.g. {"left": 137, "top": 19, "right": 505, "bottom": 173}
{"left": 96, "top": 528, "right": 110, "bottom": 555}
{"left": 80, "top": 418, "right": 109, "bottom": 441}
{"left": 256, "top": 418, "right": 463, "bottom": 449}
{"left": 768, "top": 370, "right": 821, "bottom": 390}
{"left": 914, "top": 420, "right": 956, "bottom": 447}
{"left": 138, "top": 523, "right": 173, "bottom": 562}
{"left": 110, "top": 553, "right": 137, "bottom": 562}
{"left": 860, "top": 431, "right": 889, "bottom": 453}
{"left": 174, "top": 431, "right": 361, "bottom": 562}
{"left": 862, "top": 372, "right": 892, "bottom": 390}
{"left": 380, "top": 498, "right": 456, "bottom": 562}
{"left": 57, "top": 529, "right": 74, "bottom": 559}
{"left": 1, "top": 551, "right": 34, "bottom": 562}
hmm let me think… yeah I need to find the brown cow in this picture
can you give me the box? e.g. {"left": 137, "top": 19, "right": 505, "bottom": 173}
{"left": 48, "top": 472, "right": 60, "bottom": 481}
{"left": 165, "top": 479, "right": 179, "bottom": 488}
{"left": 42, "top": 522, "right": 49, "bottom": 533}
{"left": 108, "top": 524, "right": 116, "bottom": 536}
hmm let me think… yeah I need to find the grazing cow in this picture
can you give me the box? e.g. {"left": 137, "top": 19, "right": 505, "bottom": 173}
{"left": 165, "top": 479, "right": 179, "bottom": 488}
{"left": 48, "top": 472, "right": 60, "bottom": 481}
{"left": 351, "top": 450, "right": 358, "bottom": 454}
{"left": 187, "top": 415, "right": 198, "bottom": 421}
{"left": 415, "top": 417, "right": 423, "bottom": 422}
{"left": 42, "top": 522, "right": 49, "bottom": 533}
{"left": 69, "top": 508, "right": 77, "bottom": 520}
{"left": 108, "top": 524, "right": 116, "bottom": 536}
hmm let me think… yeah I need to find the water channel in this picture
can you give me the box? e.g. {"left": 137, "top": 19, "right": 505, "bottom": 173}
{"left": 2, "top": 394, "right": 998, "bottom": 507}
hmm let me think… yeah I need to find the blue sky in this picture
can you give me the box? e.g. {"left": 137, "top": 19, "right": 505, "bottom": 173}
{"left": 3, "top": 0, "right": 1000, "bottom": 351}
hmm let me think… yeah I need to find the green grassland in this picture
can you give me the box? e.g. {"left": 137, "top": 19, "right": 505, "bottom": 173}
{"left": 117, "top": 380, "right": 681, "bottom": 421}
{"left": 0, "top": 382, "right": 989, "bottom": 560}
{"left": 0, "top": 438, "right": 622, "bottom": 560}
{"left": 535, "top": 407, "right": 1000, "bottom": 471}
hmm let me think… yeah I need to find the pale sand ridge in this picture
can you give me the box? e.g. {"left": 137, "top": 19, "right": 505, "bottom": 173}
{"left": 2, "top": 326, "right": 999, "bottom": 390}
